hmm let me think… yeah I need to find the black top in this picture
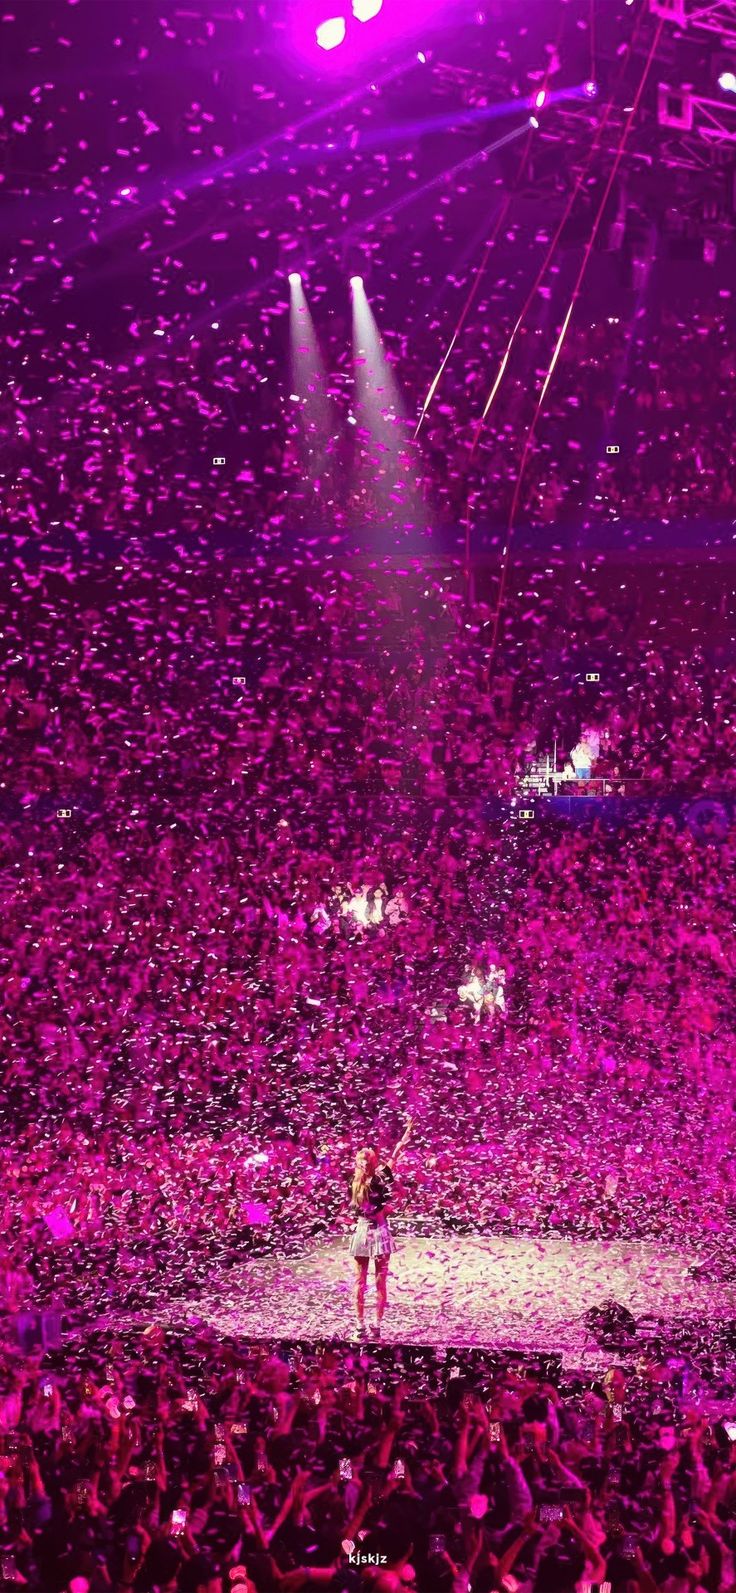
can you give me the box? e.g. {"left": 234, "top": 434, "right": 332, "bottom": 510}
{"left": 355, "top": 1165, "right": 393, "bottom": 1220}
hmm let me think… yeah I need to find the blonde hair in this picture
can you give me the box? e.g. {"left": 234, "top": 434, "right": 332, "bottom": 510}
{"left": 351, "top": 1147, "right": 378, "bottom": 1209}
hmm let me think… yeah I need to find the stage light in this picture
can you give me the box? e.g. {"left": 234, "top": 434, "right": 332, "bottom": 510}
{"left": 718, "top": 70, "right": 736, "bottom": 94}
{"left": 316, "top": 16, "right": 346, "bottom": 50}
{"left": 529, "top": 115, "right": 539, "bottom": 129}
{"left": 534, "top": 89, "right": 547, "bottom": 109}
{"left": 352, "top": 0, "right": 383, "bottom": 19}
{"left": 583, "top": 79, "right": 598, "bottom": 98}
{"left": 350, "top": 274, "right": 364, "bottom": 288}
{"left": 288, "top": 271, "right": 302, "bottom": 286}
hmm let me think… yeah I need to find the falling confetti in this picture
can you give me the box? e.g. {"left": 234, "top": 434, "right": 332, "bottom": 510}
{"left": 0, "top": 0, "right": 734, "bottom": 1586}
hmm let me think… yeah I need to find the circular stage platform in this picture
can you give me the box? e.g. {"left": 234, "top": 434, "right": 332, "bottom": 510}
{"left": 125, "top": 1231, "right": 736, "bottom": 1363}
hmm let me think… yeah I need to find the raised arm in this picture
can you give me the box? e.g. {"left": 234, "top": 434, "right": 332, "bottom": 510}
{"left": 496, "top": 1517, "right": 541, "bottom": 1583}
{"left": 385, "top": 1116, "right": 413, "bottom": 1172}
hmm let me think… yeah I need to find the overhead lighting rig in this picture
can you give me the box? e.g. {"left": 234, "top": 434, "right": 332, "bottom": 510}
{"left": 649, "top": 0, "right": 736, "bottom": 48}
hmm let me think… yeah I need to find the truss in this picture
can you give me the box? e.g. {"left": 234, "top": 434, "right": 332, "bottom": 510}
{"left": 531, "top": 89, "right": 736, "bottom": 184}
{"left": 650, "top": 0, "right": 736, "bottom": 44}
{"left": 658, "top": 81, "right": 736, "bottom": 161}
{"left": 689, "top": 89, "right": 736, "bottom": 144}
{"left": 434, "top": 13, "right": 736, "bottom": 186}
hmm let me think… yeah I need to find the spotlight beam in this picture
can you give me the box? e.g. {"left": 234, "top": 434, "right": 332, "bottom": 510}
{"left": 351, "top": 278, "right": 421, "bottom": 527}
{"left": 5, "top": 53, "right": 423, "bottom": 297}
{"left": 253, "top": 85, "right": 595, "bottom": 173}
{"left": 288, "top": 273, "right": 337, "bottom": 505}
{"left": 343, "top": 119, "right": 529, "bottom": 256}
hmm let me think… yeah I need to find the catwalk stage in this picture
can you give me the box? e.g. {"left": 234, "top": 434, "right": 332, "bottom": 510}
{"left": 139, "top": 1231, "right": 736, "bottom": 1361}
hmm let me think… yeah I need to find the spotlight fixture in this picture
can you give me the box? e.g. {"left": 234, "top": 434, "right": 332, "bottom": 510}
{"left": 288, "top": 271, "right": 302, "bottom": 286}
{"left": 583, "top": 79, "right": 598, "bottom": 98}
{"left": 352, "top": 0, "right": 383, "bottom": 19}
{"left": 350, "top": 274, "right": 364, "bottom": 287}
{"left": 718, "top": 70, "right": 736, "bottom": 94}
{"left": 316, "top": 16, "right": 346, "bottom": 50}
{"left": 529, "top": 115, "right": 539, "bottom": 129}
{"left": 534, "top": 89, "right": 547, "bottom": 109}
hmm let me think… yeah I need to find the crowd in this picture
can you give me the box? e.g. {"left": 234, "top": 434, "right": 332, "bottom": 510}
{"left": 526, "top": 641, "right": 736, "bottom": 794}
{"left": 2, "top": 1326, "right": 736, "bottom": 1592}
{"left": 2, "top": 553, "right": 735, "bottom": 818}
{"left": 418, "top": 293, "right": 736, "bottom": 538}
{"left": 584, "top": 303, "right": 736, "bottom": 530}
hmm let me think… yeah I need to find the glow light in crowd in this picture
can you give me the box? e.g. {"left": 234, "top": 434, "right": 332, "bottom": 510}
{"left": 458, "top": 964, "right": 507, "bottom": 1022}
{"left": 340, "top": 883, "right": 408, "bottom": 927}
{"left": 342, "top": 884, "right": 385, "bottom": 926}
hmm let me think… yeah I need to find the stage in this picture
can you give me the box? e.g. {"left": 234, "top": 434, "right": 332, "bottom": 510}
{"left": 133, "top": 1231, "right": 736, "bottom": 1361}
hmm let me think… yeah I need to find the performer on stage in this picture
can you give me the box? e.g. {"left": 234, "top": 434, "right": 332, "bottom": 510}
{"left": 349, "top": 1116, "right": 412, "bottom": 1339}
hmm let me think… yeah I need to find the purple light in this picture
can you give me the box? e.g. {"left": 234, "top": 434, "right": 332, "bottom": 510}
{"left": 291, "top": 0, "right": 453, "bottom": 70}
{"left": 316, "top": 15, "right": 346, "bottom": 50}
{"left": 583, "top": 79, "right": 598, "bottom": 98}
{"left": 534, "top": 89, "right": 547, "bottom": 110}
{"left": 718, "top": 70, "right": 736, "bottom": 94}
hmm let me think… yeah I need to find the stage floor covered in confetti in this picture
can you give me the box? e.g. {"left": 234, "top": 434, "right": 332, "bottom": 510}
{"left": 142, "top": 1232, "right": 736, "bottom": 1360}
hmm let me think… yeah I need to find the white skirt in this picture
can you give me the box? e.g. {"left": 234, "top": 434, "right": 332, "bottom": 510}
{"left": 349, "top": 1216, "right": 394, "bottom": 1259}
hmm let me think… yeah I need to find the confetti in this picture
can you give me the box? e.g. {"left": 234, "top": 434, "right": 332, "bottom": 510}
{"left": 0, "top": 2, "right": 734, "bottom": 1586}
